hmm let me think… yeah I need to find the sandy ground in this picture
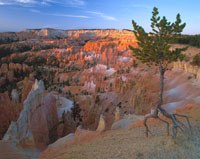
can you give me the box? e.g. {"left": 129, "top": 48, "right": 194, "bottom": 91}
{"left": 40, "top": 120, "right": 200, "bottom": 159}
{"left": 0, "top": 141, "right": 40, "bottom": 159}
{"left": 0, "top": 141, "right": 24, "bottom": 159}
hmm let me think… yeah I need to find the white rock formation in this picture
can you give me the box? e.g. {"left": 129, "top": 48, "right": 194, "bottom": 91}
{"left": 89, "top": 64, "right": 116, "bottom": 77}
{"left": 3, "top": 122, "right": 18, "bottom": 142}
{"left": 96, "top": 114, "right": 106, "bottom": 132}
{"left": 3, "top": 80, "right": 45, "bottom": 145}
{"left": 84, "top": 81, "right": 96, "bottom": 90}
{"left": 55, "top": 96, "right": 74, "bottom": 119}
{"left": 11, "top": 89, "right": 19, "bottom": 103}
{"left": 114, "top": 107, "right": 121, "bottom": 122}
{"left": 111, "top": 114, "right": 144, "bottom": 130}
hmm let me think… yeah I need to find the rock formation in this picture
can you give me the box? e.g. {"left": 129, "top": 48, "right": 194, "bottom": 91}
{"left": 0, "top": 63, "right": 8, "bottom": 74}
{"left": 21, "top": 29, "right": 136, "bottom": 40}
{"left": 114, "top": 107, "right": 121, "bottom": 122}
{"left": 21, "top": 77, "right": 35, "bottom": 102}
{"left": 47, "top": 133, "right": 75, "bottom": 149}
{"left": 29, "top": 93, "right": 59, "bottom": 149}
{"left": 3, "top": 80, "right": 44, "bottom": 144}
{"left": 0, "top": 92, "right": 19, "bottom": 139}
{"left": 11, "top": 89, "right": 19, "bottom": 103}
{"left": 173, "top": 61, "right": 200, "bottom": 81}
{"left": 3, "top": 80, "right": 59, "bottom": 149}
{"left": 111, "top": 114, "right": 144, "bottom": 130}
{"left": 96, "top": 114, "right": 106, "bottom": 132}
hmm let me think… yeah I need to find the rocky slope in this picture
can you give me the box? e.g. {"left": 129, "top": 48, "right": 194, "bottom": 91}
{"left": 3, "top": 79, "right": 76, "bottom": 149}
{"left": 39, "top": 69, "right": 200, "bottom": 159}
{"left": 39, "top": 123, "right": 200, "bottom": 159}
{"left": 1, "top": 30, "right": 200, "bottom": 159}
{"left": 25, "top": 28, "right": 135, "bottom": 39}
{"left": 0, "top": 29, "right": 136, "bottom": 140}
{"left": 0, "top": 28, "right": 135, "bottom": 41}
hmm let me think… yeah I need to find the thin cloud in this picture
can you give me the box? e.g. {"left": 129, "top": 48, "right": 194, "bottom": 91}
{"left": 0, "top": 0, "right": 36, "bottom": 5}
{"left": 28, "top": 9, "right": 89, "bottom": 19}
{"left": 16, "top": 0, "right": 35, "bottom": 3}
{"left": 0, "top": 2, "right": 8, "bottom": 5}
{"left": 40, "top": 0, "right": 86, "bottom": 7}
{"left": 0, "top": 0, "right": 86, "bottom": 7}
{"left": 50, "top": 13, "right": 89, "bottom": 18}
{"left": 87, "top": 11, "right": 117, "bottom": 21}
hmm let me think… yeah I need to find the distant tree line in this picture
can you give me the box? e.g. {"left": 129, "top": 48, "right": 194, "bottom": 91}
{"left": 0, "top": 42, "right": 32, "bottom": 58}
{"left": 0, "top": 42, "right": 56, "bottom": 58}
{"left": 174, "top": 35, "right": 200, "bottom": 47}
{"left": 9, "top": 54, "right": 59, "bottom": 67}
{"left": 0, "top": 31, "right": 40, "bottom": 45}
{"left": 191, "top": 53, "right": 200, "bottom": 66}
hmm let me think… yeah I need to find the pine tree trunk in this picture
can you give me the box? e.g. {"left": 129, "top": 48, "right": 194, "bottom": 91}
{"left": 158, "top": 63, "right": 165, "bottom": 107}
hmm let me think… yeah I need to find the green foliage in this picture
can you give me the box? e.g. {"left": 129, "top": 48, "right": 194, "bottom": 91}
{"left": 130, "top": 7, "right": 187, "bottom": 106}
{"left": 11, "top": 54, "right": 28, "bottom": 63}
{"left": 130, "top": 7, "right": 187, "bottom": 69}
{"left": 71, "top": 101, "right": 82, "bottom": 126}
{"left": 191, "top": 53, "right": 200, "bottom": 66}
{"left": 175, "top": 35, "right": 200, "bottom": 47}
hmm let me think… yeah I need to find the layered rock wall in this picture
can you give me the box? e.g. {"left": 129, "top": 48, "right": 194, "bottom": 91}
{"left": 35, "top": 29, "right": 136, "bottom": 39}
{"left": 173, "top": 61, "right": 200, "bottom": 81}
{"left": 1, "top": 28, "right": 136, "bottom": 41}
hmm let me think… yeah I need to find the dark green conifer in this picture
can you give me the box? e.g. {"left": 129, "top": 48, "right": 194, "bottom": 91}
{"left": 130, "top": 7, "right": 187, "bottom": 106}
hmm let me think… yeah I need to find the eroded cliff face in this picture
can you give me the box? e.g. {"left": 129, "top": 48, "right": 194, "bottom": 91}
{"left": 0, "top": 92, "right": 21, "bottom": 139}
{"left": 0, "top": 63, "right": 32, "bottom": 92}
{"left": 2, "top": 29, "right": 200, "bottom": 159}
{"left": 3, "top": 80, "right": 59, "bottom": 149}
{"left": 3, "top": 78, "right": 77, "bottom": 150}
{"left": 53, "top": 29, "right": 136, "bottom": 65}
{"left": 173, "top": 61, "right": 200, "bottom": 81}
{"left": 29, "top": 93, "right": 58, "bottom": 149}
{"left": 1, "top": 30, "right": 200, "bottom": 159}
{"left": 29, "top": 28, "right": 136, "bottom": 40}
{"left": 3, "top": 80, "right": 43, "bottom": 142}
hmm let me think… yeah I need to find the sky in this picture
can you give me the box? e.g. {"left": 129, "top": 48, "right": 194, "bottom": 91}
{"left": 0, "top": 0, "right": 199, "bottom": 34}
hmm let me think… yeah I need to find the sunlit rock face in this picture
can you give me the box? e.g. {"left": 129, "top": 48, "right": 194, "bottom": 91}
{"left": 173, "top": 61, "right": 200, "bottom": 81}
{"left": 29, "top": 28, "right": 136, "bottom": 40}
{"left": 96, "top": 114, "right": 106, "bottom": 132}
{"left": 21, "top": 77, "right": 35, "bottom": 103}
{"left": 0, "top": 63, "right": 8, "bottom": 74}
{"left": 3, "top": 80, "right": 59, "bottom": 149}
{"left": 114, "top": 107, "right": 121, "bottom": 122}
{"left": 29, "top": 93, "right": 58, "bottom": 149}
{"left": 0, "top": 29, "right": 139, "bottom": 145}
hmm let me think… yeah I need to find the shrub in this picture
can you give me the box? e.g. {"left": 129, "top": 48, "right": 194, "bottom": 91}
{"left": 191, "top": 53, "right": 200, "bottom": 66}
{"left": 71, "top": 102, "right": 82, "bottom": 126}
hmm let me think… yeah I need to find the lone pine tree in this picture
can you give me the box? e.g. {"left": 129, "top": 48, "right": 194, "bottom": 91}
{"left": 130, "top": 7, "right": 192, "bottom": 138}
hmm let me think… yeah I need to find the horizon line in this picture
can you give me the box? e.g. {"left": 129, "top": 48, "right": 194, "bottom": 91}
{"left": 0, "top": 27, "right": 199, "bottom": 35}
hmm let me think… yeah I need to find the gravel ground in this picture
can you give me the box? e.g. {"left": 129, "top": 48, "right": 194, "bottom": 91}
{"left": 40, "top": 123, "right": 200, "bottom": 159}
